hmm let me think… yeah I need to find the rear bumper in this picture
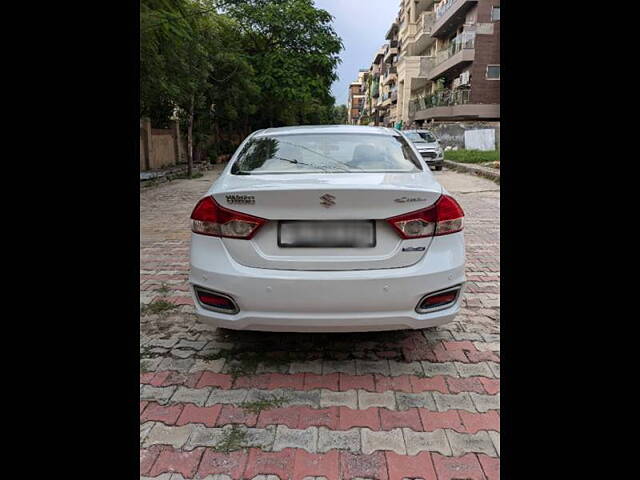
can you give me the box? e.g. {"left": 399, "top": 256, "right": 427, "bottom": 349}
{"left": 189, "top": 233, "right": 465, "bottom": 332}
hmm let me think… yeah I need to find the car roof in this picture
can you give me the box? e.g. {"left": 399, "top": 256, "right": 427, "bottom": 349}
{"left": 254, "top": 125, "right": 399, "bottom": 137}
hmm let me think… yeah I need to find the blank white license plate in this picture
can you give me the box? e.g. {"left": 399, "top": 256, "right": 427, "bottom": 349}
{"left": 278, "top": 220, "right": 376, "bottom": 248}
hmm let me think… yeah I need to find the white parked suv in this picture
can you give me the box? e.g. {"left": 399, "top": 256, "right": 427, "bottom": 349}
{"left": 189, "top": 125, "right": 465, "bottom": 332}
{"left": 403, "top": 130, "right": 444, "bottom": 171}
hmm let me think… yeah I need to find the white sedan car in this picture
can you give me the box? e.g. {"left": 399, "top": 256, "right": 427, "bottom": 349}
{"left": 189, "top": 125, "right": 465, "bottom": 332}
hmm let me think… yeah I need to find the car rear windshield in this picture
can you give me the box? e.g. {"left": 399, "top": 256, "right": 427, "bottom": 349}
{"left": 417, "top": 131, "right": 437, "bottom": 142}
{"left": 405, "top": 131, "right": 437, "bottom": 143}
{"left": 231, "top": 133, "right": 423, "bottom": 174}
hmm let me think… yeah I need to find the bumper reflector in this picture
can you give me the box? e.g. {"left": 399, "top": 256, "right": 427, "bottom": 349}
{"left": 194, "top": 287, "right": 239, "bottom": 314}
{"left": 416, "top": 286, "right": 462, "bottom": 313}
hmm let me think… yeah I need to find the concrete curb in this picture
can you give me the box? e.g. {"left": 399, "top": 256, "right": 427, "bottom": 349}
{"left": 140, "top": 163, "right": 217, "bottom": 188}
{"left": 443, "top": 160, "right": 500, "bottom": 184}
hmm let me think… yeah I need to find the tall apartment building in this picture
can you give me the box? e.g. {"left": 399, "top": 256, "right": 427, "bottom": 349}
{"left": 369, "top": 46, "right": 386, "bottom": 125}
{"left": 389, "top": 0, "right": 500, "bottom": 127}
{"left": 346, "top": 70, "right": 367, "bottom": 125}
{"left": 379, "top": 21, "right": 401, "bottom": 127}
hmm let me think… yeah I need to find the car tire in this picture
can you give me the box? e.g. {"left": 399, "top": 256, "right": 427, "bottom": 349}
{"left": 435, "top": 166, "right": 443, "bottom": 171}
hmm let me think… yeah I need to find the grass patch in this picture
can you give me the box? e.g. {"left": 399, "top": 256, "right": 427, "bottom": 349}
{"left": 240, "top": 394, "right": 289, "bottom": 414}
{"left": 156, "top": 283, "right": 171, "bottom": 296}
{"left": 212, "top": 425, "right": 247, "bottom": 452}
{"left": 444, "top": 149, "right": 499, "bottom": 164}
{"left": 202, "top": 349, "right": 309, "bottom": 379}
{"left": 141, "top": 299, "right": 178, "bottom": 315}
{"left": 140, "top": 360, "right": 152, "bottom": 373}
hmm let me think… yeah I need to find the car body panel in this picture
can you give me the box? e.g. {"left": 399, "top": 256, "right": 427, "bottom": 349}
{"left": 189, "top": 125, "right": 465, "bottom": 331}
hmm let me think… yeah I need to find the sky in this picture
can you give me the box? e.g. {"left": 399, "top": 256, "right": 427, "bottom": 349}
{"left": 314, "top": 0, "right": 399, "bottom": 106}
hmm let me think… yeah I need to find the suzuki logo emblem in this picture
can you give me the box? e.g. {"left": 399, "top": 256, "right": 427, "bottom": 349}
{"left": 319, "top": 193, "right": 336, "bottom": 208}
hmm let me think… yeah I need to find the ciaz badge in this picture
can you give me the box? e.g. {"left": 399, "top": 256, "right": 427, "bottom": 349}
{"left": 395, "top": 197, "right": 427, "bottom": 203}
{"left": 226, "top": 194, "right": 255, "bottom": 205}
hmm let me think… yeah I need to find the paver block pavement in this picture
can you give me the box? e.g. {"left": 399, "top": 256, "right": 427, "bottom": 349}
{"left": 140, "top": 169, "right": 500, "bottom": 479}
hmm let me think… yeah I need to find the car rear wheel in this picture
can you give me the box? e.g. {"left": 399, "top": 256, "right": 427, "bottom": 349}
{"left": 435, "top": 166, "right": 443, "bottom": 171}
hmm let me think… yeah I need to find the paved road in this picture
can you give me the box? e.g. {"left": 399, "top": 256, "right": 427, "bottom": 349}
{"left": 140, "top": 167, "right": 500, "bottom": 480}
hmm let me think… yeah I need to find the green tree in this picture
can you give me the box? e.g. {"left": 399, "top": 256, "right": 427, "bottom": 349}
{"left": 332, "top": 104, "right": 348, "bottom": 124}
{"left": 140, "top": 0, "right": 343, "bottom": 172}
{"left": 226, "top": 0, "right": 343, "bottom": 129}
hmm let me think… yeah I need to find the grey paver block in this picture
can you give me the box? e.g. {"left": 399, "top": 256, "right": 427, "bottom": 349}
{"left": 290, "top": 360, "right": 322, "bottom": 374}
{"left": 171, "top": 349, "right": 196, "bottom": 359}
{"left": 317, "top": 427, "right": 360, "bottom": 453}
{"left": 141, "top": 475, "right": 172, "bottom": 480}
{"left": 158, "top": 357, "right": 195, "bottom": 372}
{"left": 143, "top": 423, "right": 192, "bottom": 448}
{"left": 175, "top": 339, "right": 207, "bottom": 350}
{"left": 395, "top": 392, "right": 436, "bottom": 411}
{"left": 358, "top": 390, "right": 396, "bottom": 410}
{"left": 206, "top": 388, "right": 249, "bottom": 406}
{"left": 388, "top": 360, "right": 424, "bottom": 376}
{"left": 451, "top": 331, "right": 483, "bottom": 341}
{"left": 474, "top": 342, "right": 500, "bottom": 352}
{"left": 148, "top": 338, "right": 179, "bottom": 348}
{"left": 140, "top": 421, "right": 155, "bottom": 444}
{"left": 420, "top": 362, "right": 458, "bottom": 377}
{"left": 482, "top": 333, "right": 500, "bottom": 343}
{"left": 454, "top": 362, "right": 494, "bottom": 378}
{"left": 283, "top": 389, "right": 320, "bottom": 408}
{"left": 185, "top": 425, "right": 226, "bottom": 448}
{"left": 446, "top": 430, "right": 497, "bottom": 457}
{"left": 149, "top": 347, "right": 170, "bottom": 355}
{"left": 402, "top": 428, "right": 451, "bottom": 456}
{"left": 140, "top": 385, "right": 177, "bottom": 404}
{"left": 488, "top": 430, "right": 500, "bottom": 456}
{"left": 470, "top": 393, "right": 500, "bottom": 412}
{"left": 322, "top": 359, "right": 356, "bottom": 375}
{"left": 320, "top": 389, "right": 357, "bottom": 409}
{"left": 244, "top": 425, "right": 277, "bottom": 450}
{"left": 171, "top": 386, "right": 211, "bottom": 407}
{"left": 189, "top": 358, "right": 226, "bottom": 373}
{"left": 361, "top": 428, "right": 406, "bottom": 455}
{"left": 140, "top": 357, "right": 162, "bottom": 372}
{"left": 487, "top": 362, "right": 500, "bottom": 378}
{"left": 356, "top": 359, "right": 390, "bottom": 376}
{"left": 272, "top": 426, "right": 318, "bottom": 453}
{"left": 433, "top": 392, "right": 476, "bottom": 413}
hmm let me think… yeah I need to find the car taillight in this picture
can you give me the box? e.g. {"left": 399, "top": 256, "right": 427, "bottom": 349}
{"left": 386, "top": 194, "right": 464, "bottom": 239}
{"left": 190, "top": 196, "right": 266, "bottom": 239}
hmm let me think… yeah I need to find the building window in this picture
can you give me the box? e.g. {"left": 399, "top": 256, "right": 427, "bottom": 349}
{"left": 491, "top": 6, "right": 500, "bottom": 21}
{"left": 486, "top": 65, "right": 500, "bottom": 80}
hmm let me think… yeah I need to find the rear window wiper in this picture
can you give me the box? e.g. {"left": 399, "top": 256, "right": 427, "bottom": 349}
{"left": 271, "top": 155, "right": 338, "bottom": 173}
{"left": 276, "top": 140, "right": 362, "bottom": 172}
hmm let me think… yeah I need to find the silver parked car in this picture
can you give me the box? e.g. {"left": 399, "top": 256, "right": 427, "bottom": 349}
{"left": 402, "top": 130, "right": 444, "bottom": 171}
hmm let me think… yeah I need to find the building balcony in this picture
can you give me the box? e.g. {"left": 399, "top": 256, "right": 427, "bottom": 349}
{"left": 432, "top": 0, "right": 478, "bottom": 38}
{"left": 382, "top": 72, "right": 398, "bottom": 85}
{"left": 405, "top": 11, "right": 436, "bottom": 56}
{"left": 409, "top": 89, "right": 499, "bottom": 120}
{"left": 427, "top": 32, "right": 475, "bottom": 80}
{"left": 371, "top": 82, "right": 380, "bottom": 98}
{"left": 414, "top": 0, "right": 436, "bottom": 17}
{"left": 384, "top": 45, "right": 399, "bottom": 63}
